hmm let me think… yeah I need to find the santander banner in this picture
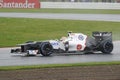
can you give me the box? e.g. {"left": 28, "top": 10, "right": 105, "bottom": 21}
{"left": 0, "top": 0, "right": 40, "bottom": 8}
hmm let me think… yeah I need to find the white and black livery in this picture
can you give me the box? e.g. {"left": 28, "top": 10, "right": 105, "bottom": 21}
{"left": 11, "top": 32, "right": 113, "bottom": 56}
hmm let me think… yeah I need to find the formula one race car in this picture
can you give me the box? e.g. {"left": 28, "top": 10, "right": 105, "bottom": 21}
{"left": 11, "top": 31, "right": 113, "bottom": 56}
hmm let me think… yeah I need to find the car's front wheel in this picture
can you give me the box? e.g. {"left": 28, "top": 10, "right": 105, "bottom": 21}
{"left": 39, "top": 42, "right": 53, "bottom": 56}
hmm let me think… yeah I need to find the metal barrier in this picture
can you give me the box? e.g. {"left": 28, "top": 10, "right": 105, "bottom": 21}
{"left": 41, "top": 2, "right": 120, "bottom": 9}
{"left": 40, "top": 0, "right": 120, "bottom": 3}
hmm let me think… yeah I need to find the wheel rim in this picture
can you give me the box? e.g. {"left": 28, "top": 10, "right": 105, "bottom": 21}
{"left": 104, "top": 42, "right": 113, "bottom": 53}
{"left": 44, "top": 44, "right": 51, "bottom": 53}
{"left": 42, "top": 43, "right": 52, "bottom": 55}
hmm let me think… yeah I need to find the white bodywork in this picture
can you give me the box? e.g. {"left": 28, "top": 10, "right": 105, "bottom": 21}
{"left": 49, "top": 33, "right": 87, "bottom": 51}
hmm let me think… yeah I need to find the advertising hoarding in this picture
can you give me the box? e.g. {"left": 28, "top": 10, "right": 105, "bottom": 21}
{"left": 0, "top": 0, "right": 40, "bottom": 8}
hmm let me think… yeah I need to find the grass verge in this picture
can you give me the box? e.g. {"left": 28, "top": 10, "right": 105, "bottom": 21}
{"left": 0, "top": 8, "right": 120, "bottom": 14}
{"left": 0, "top": 17, "right": 120, "bottom": 47}
{"left": 0, "top": 61, "right": 120, "bottom": 71}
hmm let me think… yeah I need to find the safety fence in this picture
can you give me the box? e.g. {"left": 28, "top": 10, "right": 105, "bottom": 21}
{"left": 41, "top": 2, "right": 120, "bottom": 9}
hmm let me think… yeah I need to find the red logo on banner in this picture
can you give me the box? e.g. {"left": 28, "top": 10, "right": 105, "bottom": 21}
{"left": 0, "top": 0, "right": 40, "bottom": 8}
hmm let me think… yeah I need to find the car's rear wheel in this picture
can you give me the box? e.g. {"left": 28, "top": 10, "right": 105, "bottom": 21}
{"left": 40, "top": 42, "right": 53, "bottom": 56}
{"left": 100, "top": 40, "right": 113, "bottom": 54}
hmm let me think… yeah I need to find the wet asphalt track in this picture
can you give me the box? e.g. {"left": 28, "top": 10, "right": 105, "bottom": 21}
{"left": 0, "top": 13, "right": 120, "bottom": 66}
{"left": 0, "top": 13, "right": 120, "bottom": 22}
{"left": 0, "top": 41, "right": 120, "bottom": 66}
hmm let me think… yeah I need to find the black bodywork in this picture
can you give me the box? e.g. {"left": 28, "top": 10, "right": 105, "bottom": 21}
{"left": 85, "top": 32, "right": 113, "bottom": 53}
{"left": 11, "top": 41, "right": 53, "bottom": 56}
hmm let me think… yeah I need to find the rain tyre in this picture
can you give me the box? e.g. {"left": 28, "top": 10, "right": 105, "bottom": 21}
{"left": 40, "top": 42, "right": 53, "bottom": 56}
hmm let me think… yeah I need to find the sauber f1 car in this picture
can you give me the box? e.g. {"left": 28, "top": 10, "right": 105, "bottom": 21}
{"left": 11, "top": 32, "right": 113, "bottom": 56}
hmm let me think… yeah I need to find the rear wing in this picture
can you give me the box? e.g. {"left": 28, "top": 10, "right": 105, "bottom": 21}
{"left": 92, "top": 31, "right": 112, "bottom": 42}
